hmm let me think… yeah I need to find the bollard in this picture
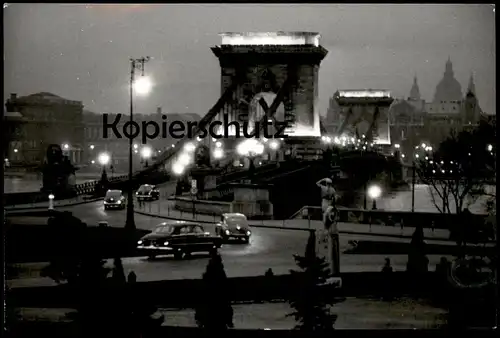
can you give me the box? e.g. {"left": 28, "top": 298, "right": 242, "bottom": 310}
{"left": 48, "top": 194, "right": 55, "bottom": 210}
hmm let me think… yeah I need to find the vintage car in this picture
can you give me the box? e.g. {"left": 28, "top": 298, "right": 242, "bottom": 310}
{"left": 136, "top": 184, "right": 160, "bottom": 201}
{"left": 137, "top": 221, "right": 222, "bottom": 259}
{"left": 215, "top": 213, "right": 251, "bottom": 243}
{"left": 103, "top": 190, "right": 126, "bottom": 210}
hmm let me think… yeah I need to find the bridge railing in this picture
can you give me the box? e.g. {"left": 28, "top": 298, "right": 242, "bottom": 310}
{"left": 289, "top": 205, "right": 489, "bottom": 231}
{"left": 3, "top": 174, "right": 130, "bottom": 206}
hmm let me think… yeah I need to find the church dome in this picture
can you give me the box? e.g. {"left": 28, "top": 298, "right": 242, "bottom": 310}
{"left": 433, "top": 58, "right": 463, "bottom": 102}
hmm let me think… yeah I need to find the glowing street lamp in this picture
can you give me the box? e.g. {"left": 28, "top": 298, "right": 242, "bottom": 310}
{"left": 133, "top": 76, "right": 153, "bottom": 96}
{"left": 126, "top": 56, "right": 151, "bottom": 231}
{"left": 394, "top": 144, "right": 400, "bottom": 149}
{"left": 141, "top": 146, "right": 152, "bottom": 167}
{"left": 487, "top": 144, "right": 493, "bottom": 152}
{"left": 178, "top": 152, "right": 192, "bottom": 166}
{"left": 172, "top": 162, "right": 185, "bottom": 176}
{"left": 368, "top": 185, "right": 382, "bottom": 210}
{"left": 269, "top": 139, "right": 280, "bottom": 150}
{"left": 89, "top": 144, "right": 95, "bottom": 150}
{"left": 63, "top": 144, "right": 69, "bottom": 150}
{"left": 98, "top": 152, "right": 110, "bottom": 166}
{"left": 213, "top": 147, "right": 224, "bottom": 160}
{"left": 236, "top": 139, "right": 265, "bottom": 179}
{"left": 184, "top": 142, "right": 196, "bottom": 153}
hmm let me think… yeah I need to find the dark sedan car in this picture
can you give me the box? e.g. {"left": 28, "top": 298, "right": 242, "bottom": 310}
{"left": 137, "top": 221, "right": 222, "bottom": 259}
{"left": 215, "top": 213, "right": 251, "bottom": 243}
{"left": 136, "top": 184, "right": 160, "bottom": 201}
{"left": 104, "top": 190, "right": 126, "bottom": 210}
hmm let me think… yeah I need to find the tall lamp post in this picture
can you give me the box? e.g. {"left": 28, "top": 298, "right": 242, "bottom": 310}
{"left": 126, "top": 56, "right": 152, "bottom": 231}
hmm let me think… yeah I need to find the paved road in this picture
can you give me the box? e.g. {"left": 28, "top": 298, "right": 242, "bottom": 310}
{"left": 8, "top": 193, "right": 453, "bottom": 288}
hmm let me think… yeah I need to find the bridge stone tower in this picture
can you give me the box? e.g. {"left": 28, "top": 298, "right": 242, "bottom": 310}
{"left": 210, "top": 32, "right": 328, "bottom": 158}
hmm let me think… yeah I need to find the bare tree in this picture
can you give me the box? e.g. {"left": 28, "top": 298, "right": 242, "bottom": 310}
{"left": 415, "top": 121, "right": 495, "bottom": 216}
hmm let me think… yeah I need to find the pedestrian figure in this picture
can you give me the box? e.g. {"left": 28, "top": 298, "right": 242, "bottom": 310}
{"left": 127, "top": 271, "right": 137, "bottom": 283}
{"left": 381, "top": 258, "right": 394, "bottom": 301}
{"left": 382, "top": 258, "right": 393, "bottom": 273}
{"left": 323, "top": 197, "right": 340, "bottom": 276}
{"left": 316, "top": 177, "right": 337, "bottom": 213}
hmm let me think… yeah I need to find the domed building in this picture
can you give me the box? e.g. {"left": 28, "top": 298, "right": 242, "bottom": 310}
{"left": 325, "top": 57, "right": 487, "bottom": 157}
{"left": 433, "top": 57, "right": 463, "bottom": 102}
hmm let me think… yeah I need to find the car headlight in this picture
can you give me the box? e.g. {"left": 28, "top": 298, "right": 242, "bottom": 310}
{"left": 103, "top": 201, "right": 108, "bottom": 204}
{"left": 163, "top": 241, "right": 169, "bottom": 246}
{"left": 137, "top": 240, "right": 143, "bottom": 245}
{"left": 225, "top": 230, "right": 230, "bottom": 235}
{"left": 246, "top": 231, "right": 251, "bottom": 236}
{"left": 117, "top": 200, "right": 122, "bottom": 204}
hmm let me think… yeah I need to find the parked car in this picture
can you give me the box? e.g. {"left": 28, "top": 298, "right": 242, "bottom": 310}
{"left": 137, "top": 221, "right": 222, "bottom": 259}
{"left": 215, "top": 213, "right": 251, "bottom": 243}
{"left": 136, "top": 184, "right": 160, "bottom": 201}
{"left": 104, "top": 190, "right": 126, "bottom": 210}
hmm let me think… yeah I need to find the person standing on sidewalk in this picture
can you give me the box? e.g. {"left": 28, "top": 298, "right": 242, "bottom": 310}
{"left": 317, "top": 177, "right": 337, "bottom": 213}
{"left": 323, "top": 197, "right": 340, "bottom": 276}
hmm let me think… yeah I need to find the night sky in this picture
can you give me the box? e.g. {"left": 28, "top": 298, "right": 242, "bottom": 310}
{"left": 3, "top": 4, "right": 496, "bottom": 116}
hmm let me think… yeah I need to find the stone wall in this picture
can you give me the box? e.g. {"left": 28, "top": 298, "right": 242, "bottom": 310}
{"left": 172, "top": 196, "right": 231, "bottom": 216}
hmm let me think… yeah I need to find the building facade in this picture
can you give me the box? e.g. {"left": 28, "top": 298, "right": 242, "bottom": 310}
{"left": 325, "top": 58, "right": 487, "bottom": 158}
{"left": 83, "top": 108, "right": 200, "bottom": 172}
{"left": 4, "top": 92, "right": 85, "bottom": 167}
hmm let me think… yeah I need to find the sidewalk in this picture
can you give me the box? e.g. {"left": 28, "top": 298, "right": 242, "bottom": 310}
{"left": 135, "top": 199, "right": 453, "bottom": 242}
{"left": 5, "top": 196, "right": 103, "bottom": 211}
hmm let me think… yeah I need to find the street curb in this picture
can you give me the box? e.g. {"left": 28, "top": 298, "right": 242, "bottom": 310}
{"left": 5, "top": 198, "right": 104, "bottom": 212}
{"left": 135, "top": 210, "right": 312, "bottom": 232}
{"left": 134, "top": 210, "right": 452, "bottom": 241}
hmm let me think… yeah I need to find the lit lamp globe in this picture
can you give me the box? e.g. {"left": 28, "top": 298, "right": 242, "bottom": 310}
{"left": 178, "top": 152, "right": 192, "bottom": 167}
{"left": 141, "top": 146, "right": 152, "bottom": 159}
{"left": 213, "top": 148, "right": 224, "bottom": 160}
{"left": 252, "top": 142, "right": 265, "bottom": 156}
{"left": 269, "top": 139, "right": 280, "bottom": 150}
{"left": 172, "top": 162, "right": 185, "bottom": 176}
{"left": 98, "top": 153, "right": 110, "bottom": 166}
{"left": 367, "top": 185, "right": 382, "bottom": 210}
{"left": 184, "top": 142, "right": 196, "bottom": 153}
{"left": 134, "top": 76, "right": 153, "bottom": 96}
{"left": 236, "top": 140, "right": 249, "bottom": 156}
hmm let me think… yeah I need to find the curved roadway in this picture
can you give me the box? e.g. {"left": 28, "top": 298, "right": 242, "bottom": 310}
{"left": 56, "top": 184, "right": 446, "bottom": 281}
{"left": 9, "top": 182, "right": 450, "bottom": 288}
